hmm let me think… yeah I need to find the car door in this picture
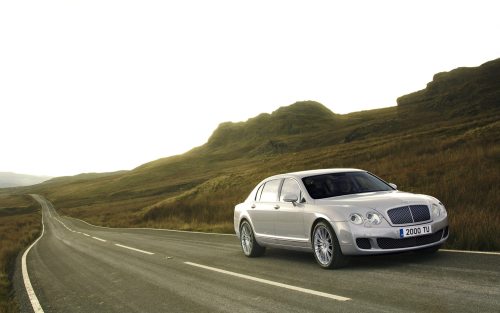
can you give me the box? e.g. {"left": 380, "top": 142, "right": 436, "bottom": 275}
{"left": 248, "top": 179, "right": 281, "bottom": 241}
{"left": 274, "top": 178, "right": 307, "bottom": 246}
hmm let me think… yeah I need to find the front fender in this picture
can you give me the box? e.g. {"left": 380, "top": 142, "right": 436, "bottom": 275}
{"left": 306, "top": 212, "right": 352, "bottom": 247}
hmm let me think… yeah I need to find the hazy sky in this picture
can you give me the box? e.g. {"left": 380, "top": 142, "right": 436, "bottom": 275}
{"left": 1, "top": 0, "right": 499, "bottom": 177}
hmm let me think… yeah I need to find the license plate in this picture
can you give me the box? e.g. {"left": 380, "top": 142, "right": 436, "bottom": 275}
{"left": 399, "top": 225, "right": 432, "bottom": 238}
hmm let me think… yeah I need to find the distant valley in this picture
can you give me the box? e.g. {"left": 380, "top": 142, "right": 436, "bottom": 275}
{"left": 0, "top": 172, "right": 51, "bottom": 188}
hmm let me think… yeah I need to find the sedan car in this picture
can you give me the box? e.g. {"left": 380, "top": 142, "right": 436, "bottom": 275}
{"left": 234, "top": 169, "right": 449, "bottom": 268}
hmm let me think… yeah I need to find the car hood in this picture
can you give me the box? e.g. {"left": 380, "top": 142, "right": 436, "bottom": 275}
{"left": 313, "top": 191, "right": 435, "bottom": 210}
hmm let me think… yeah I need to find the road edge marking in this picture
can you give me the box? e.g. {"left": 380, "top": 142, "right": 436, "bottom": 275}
{"left": 115, "top": 244, "right": 154, "bottom": 255}
{"left": 440, "top": 249, "right": 500, "bottom": 256}
{"left": 184, "top": 262, "right": 351, "bottom": 302}
{"left": 23, "top": 195, "right": 46, "bottom": 313}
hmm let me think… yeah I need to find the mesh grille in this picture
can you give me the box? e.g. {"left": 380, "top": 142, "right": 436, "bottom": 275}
{"left": 377, "top": 229, "right": 444, "bottom": 249}
{"left": 387, "top": 206, "right": 413, "bottom": 224}
{"left": 356, "top": 238, "right": 371, "bottom": 249}
{"left": 387, "top": 205, "right": 431, "bottom": 225}
{"left": 410, "top": 205, "right": 431, "bottom": 222}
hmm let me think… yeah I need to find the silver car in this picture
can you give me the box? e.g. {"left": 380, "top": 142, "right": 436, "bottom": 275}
{"left": 234, "top": 169, "right": 449, "bottom": 268}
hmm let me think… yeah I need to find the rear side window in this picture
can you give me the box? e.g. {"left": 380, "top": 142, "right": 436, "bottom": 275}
{"left": 254, "top": 184, "right": 264, "bottom": 201}
{"left": 259, "top": 179, "right": 281, "bottom": 202}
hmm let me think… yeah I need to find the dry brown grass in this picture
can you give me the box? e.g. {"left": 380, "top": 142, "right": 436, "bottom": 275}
{"left": 0, "top": 195, "right": 41, "bottom": 313}
{"left": 17, "top": 101, "right": 499, "bottom": 252}
{"left": 134, "top": 122, "right": 499, "bottom": 250}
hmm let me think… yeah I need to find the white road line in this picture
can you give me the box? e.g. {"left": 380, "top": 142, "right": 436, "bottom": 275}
{"left": 24, "top": 195, "right": 46, "bottom": 313}
{"left": 82, "top": 233, "right": 91, "bottom": 237}
{"left": 184, "top": 262, "right": 351, "bottom": 302}
{"left": 55, "top": 218, "right": 73, "bottom": 232}
{"left": 115, "top": 244, "right": 155, "bottom": 255}
{"left": 441, "top": 249, "right": 500, "bottom": 256}
{"left": 92, "top": 236, "right": 107, "bottom": 242}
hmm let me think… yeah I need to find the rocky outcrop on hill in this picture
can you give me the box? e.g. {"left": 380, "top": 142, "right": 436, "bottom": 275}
{"left": 397, "top": 58, "right": 500, "bottom": 115}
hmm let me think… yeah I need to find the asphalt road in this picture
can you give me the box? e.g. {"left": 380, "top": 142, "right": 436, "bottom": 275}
{"left": 14, "top": 195, "right": 500, "bottom": 313}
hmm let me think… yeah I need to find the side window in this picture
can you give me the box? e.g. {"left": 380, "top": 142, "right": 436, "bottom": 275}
{"left": 280, "top": 178, "right": 301, "bottom": 202}
{"left": 259, "top": 179, "right": 281, "bottom": 202}
{"left": 254, "top": 184, "right": 264, "bottom": 201}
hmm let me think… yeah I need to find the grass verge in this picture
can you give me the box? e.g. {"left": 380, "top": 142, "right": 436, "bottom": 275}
{"left": 0, "top": 195, "right": 41, "bottom": 313}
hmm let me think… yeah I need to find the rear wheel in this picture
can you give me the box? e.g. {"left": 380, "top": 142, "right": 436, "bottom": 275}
{"left": 240, "top": 220, "right": 265, "bottom": 257}
{"left": 312, "top": 221, "right": 349, "bottom": 269}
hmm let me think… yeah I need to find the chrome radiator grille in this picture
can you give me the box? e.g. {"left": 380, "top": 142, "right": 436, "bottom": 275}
{"left": 387, "top": 205, "right": 431, "bottom": 225}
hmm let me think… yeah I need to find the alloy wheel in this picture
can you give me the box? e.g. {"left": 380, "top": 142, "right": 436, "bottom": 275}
{"left": 314, "top": 224, "right": 333, "bottom": 265}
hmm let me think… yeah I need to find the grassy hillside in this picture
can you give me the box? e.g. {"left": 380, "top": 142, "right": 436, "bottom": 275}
{"left": 397, "top": 58, "right": 500, "bottom": 116}
{"left": 0, "top": 195, "right": 41, "bottom": 313}
{"left": 7, "top": 58, "right": 500, "bottom": 251}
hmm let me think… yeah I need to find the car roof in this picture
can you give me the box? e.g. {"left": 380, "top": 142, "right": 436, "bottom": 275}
{"left": 266, "top": 168, "right": 365, "bottom": 180}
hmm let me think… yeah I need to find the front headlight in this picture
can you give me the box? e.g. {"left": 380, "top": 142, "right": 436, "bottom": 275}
{"left": 431, "top": 203, "right": 441, "bottom": 217}
{"left": 432, "top": 202, "right": 447, "bottom": 218}
{"left": 438, "top": 202, "right": 447, "bottom": 217}
{"left": 349, "top": 213, "right": 364, "bottom": 225}
{"left": 366, "top": 212, "right": 382, "bottom": 225}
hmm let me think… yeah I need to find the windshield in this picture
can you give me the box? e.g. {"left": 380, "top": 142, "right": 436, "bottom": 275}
{"left": 302, "top": 171, "right": 393, "bottom": 199}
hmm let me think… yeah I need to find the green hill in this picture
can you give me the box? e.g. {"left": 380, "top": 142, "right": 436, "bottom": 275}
{"left": 6, "top": 58, "right": 500, "bottom": 250}
{"left": 206, "top": 101, "right": 341, "bottom": 154}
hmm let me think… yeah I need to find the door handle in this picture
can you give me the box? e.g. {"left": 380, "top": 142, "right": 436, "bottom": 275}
{"left": 274, "top": 204, "right": 280, "bottom": 210}
{"left": 251, "top": 204, "right": 256, "bottom": 209}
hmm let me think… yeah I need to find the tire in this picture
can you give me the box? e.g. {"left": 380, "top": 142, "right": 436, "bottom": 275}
{"left": 239, "top": 220, "right": 265, "bottom": 257}
{"left": 415, "top": 244, "right": 441, "bottom": 254}
{"left": 312, "top": 221, "right": 349, "bottom": 269}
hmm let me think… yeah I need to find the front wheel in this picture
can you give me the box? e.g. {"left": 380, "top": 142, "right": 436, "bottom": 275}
{"left": 240, "top": 221, "right": 265, "bottom": 257}
{"left": 312, "top": 221, "right": 349, "bottom": 269}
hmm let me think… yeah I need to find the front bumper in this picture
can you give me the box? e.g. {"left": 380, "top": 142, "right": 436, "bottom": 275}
{"left": 335, "top": 217, "right": 449, "bottom": 255}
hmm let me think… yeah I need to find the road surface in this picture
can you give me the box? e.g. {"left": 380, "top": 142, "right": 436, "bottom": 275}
{"left": 15, "top": 195, "right": 500, "bottom": 312}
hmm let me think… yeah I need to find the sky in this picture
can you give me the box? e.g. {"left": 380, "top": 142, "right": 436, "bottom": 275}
{"left": 1, "top": 0, "right": 499, "bottom": 177}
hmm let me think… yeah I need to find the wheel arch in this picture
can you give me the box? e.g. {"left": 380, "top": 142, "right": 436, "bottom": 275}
{"left": 237, "top": 214, "right": 254, "bottom": 238}
{"left": 309, "top": 213, "right": 336, "bottom": 241}
{"left": 310, "top": 217, "right": 350, "bottom": 268}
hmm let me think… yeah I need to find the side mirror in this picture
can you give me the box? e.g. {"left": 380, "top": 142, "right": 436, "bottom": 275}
{"left": 283, "top": 193, "right": 299, "bottom": 203}
{"left": 388, "top": 183, "right": 398, "bottom": 190}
